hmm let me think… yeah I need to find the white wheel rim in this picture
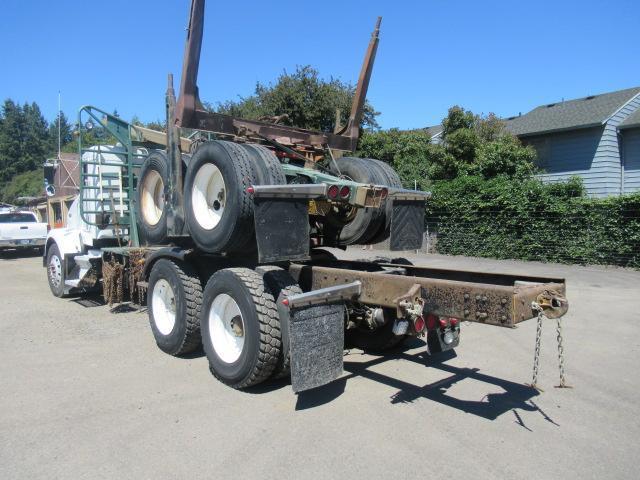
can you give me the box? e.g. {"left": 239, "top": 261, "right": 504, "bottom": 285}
{"left": 152, "top": 279, "right": 176, "bottom": 335}
{"left": 191, "top": 163, "right": 226, "bottom": 230}
{"left": 141, "top": 170, "right": 164, "bottom": 226}
{"left": 208, "top": 293, "right": 245, "bottom": 364}
{"left": 49, "top": 255, "right": 62, "bottom": 288}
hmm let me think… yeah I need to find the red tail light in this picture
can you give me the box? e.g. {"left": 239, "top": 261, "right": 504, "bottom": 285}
{"left": 246, "top": 186, "right": 255, "bottom": 194}
{"left": 439, "top": 318, "right": 448, "bottom": 329}
{"left": 339, "top": 186, "right": 351, "bottom": 199}
{"left": 450, "top": 318, "right": 459, "bottom": 327}
{"left": 414, "top": 316, "right": 425, "bottom": 332}
{"left": 327, "top": 185, "right": 339, "bottom": 199}
{"left": 282, "top": 298, "right": 290, "bottom": 306}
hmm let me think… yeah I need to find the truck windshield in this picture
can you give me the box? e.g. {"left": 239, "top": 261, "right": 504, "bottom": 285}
{"left": 0, "top": 213, "right": 37, "bottom": 223}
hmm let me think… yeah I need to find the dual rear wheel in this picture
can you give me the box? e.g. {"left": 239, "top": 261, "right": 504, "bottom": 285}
{"left": 147, "top": 260, "right": 297, "bottom": 388}
{"left": 136, "top": 141, "right": 285, "bottom": 252}
{"left": 137, "top": 142, "right": 400, "bottom": 251}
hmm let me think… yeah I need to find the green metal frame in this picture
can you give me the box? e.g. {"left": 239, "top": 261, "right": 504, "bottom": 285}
{"left": 77, "top": 105, "right": 152, "bottom": 247}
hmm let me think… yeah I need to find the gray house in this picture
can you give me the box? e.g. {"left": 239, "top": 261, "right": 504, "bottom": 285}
{"left": 427, "top": 87, "right": 640, "bottom": 197}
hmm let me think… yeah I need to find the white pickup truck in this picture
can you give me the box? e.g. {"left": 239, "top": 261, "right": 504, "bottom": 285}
{"left": 0, "top": 211, "right": 47, "bottom": 252}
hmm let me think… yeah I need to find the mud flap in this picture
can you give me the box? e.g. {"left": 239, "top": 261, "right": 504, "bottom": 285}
{"left": 287, "top": 303, "right": 345, "bottom": 393}
{"left": 390, "top": 200, "right": 425, "bottom": 251}
{"left": 254, "top": 199, "right": 310, "bottom": 263}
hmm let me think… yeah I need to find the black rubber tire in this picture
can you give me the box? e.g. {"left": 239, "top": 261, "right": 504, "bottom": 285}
{"left": 367, "top": 159, "right": 403, "bottom": 244}
{"left": 329, "top": 157, "right": 386, "bottom": 245}
{"left": 346, "top": 310, "right": 406, "bottom": 352}
{"left": 136, "top": 151, "right": 191, "bottom": 245}
{"left": 201, "top": 268, "right": 282, "bottom": 389}
{"left": 147, "top": 259, "right": 203, "bottom": 356}
{"left": 46, "top": 243, "right": 66, "bottom": 298}
{"left": 137, "top": 151, "right": 169, "bottom": 245}
{"left": 257, "top": 266, "right": 303, "bottom": 379}
{"left": 242, "top": 144, "right": 286, "bottom": 185}
{"left": 184, "top": 141, "right": 259, "bottom": 254}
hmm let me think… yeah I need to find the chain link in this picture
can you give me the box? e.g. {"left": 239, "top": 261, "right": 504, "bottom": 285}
{"left": 556, "top": 317, "right": 569, "bottom": 388}
{"left": 529, "top": 301, "right": 571, "bottom": 390}
{"left": 529, "top": 302, "right": 544, "bottom": 391}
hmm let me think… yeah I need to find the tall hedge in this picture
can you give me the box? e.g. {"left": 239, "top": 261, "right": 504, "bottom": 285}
{"left": 426, "top": 176, "right": 640, "bottom": 268}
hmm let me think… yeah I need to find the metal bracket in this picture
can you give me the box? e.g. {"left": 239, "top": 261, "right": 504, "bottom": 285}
{"left": 251, "top": 183, "right": 327, "bottom": 199}
{"left": 285, "top": 281, "right": 362, "bottom": 308}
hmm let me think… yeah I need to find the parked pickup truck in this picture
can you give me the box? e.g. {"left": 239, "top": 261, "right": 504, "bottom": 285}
{"left": 0, "top": 211, "right": 47, "bottom": 252}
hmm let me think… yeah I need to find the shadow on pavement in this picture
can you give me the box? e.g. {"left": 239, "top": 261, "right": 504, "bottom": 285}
{"left": 341, "top": 349, "right": 544, "bottom": 423}
{"left": 0, "top": 248, "right": 43, "bottom": 261}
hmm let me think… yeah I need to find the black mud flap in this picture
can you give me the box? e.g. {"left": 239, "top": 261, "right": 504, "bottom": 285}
{"left": 288, "top": 303, "right": 344, "bottom": 393}
{"left": 390, "top": 200, "right": 425, "bottom": 251}
{"left": 254, "top": 199, "right": 310, "bottom": 263}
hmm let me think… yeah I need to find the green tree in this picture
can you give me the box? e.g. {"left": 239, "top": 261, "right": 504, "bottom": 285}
{"left": 22, "top": 102, "right": 50, "bottom": 168}
{"left": 48, "top": 111, "right": 73, "bottom": 154}
{"left": 0, "top": 170, "right": 43, "bottom": 203}
{"left": 214, "top": 65, "right": 379, "bottom": 132}
{"left": 356, "top": 129, "right": 433, "bottom": 189}
{"left": 0, "top": 100, "right": 50, "bottom": 181}
{"left": 426, "top": 106, "right": 537, "bottom": 180}
{"left": 0, "top": 99, "right": 24, "bottom": 180}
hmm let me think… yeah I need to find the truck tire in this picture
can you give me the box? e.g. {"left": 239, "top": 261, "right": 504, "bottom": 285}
{"left": 46, "top": 243, "right": 66, "bottom": 298}
{"left": 137, "top": 151, "right": 169, "bottom": 245}
{"left": 184, "top": 141, "right": 258, "bottom": 253}
{"left": 147, "top": 258, "right": 203, "bottom": 356}
{"left": 201, "top": 268, "right": 282, "bottom": 388}
{"left": 257, "top": 266, "right": 303, "bottom": 379}
{"left": 328, "top": 157, "right": 386, "bottom": 245}
{"left": 346, "top": 311, "right": 406, "bottom": 352}
{"left": 137, "top": 151, "right": 190, "bottom": 245}
{"left": 366, "top": 159, "right": 403, "bottom": 244}
{"left": 242, "top": 144, "right": 286, "bottom": 185}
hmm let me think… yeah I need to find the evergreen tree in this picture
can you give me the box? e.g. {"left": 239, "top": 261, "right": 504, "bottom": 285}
{"left": 21, "top": 101, "right": 50, "bottom": 171}
{"left": 48, "top": 111, "right": 73, "bottom": 155}
{"left": 0, "top": 100, "right": 26, "bottom": 180}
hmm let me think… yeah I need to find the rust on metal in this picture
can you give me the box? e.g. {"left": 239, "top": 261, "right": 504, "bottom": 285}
{"left": 288, "top": 262, "right": 568, "bottom": 328}
{"left": 174, "top": 0, "right": 381, "bottom": 156}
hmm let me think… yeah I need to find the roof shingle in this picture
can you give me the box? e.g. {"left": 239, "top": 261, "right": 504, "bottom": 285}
{"left": 505, "top": 87, "right": 640, "bottom": 136}
{"left": 619, "top": 108, "right": 640, "bottom": 130}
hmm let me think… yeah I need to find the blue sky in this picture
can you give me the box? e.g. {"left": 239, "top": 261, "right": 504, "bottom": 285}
{"left": 1, "top": 0, "right": 638, "bottom": 130}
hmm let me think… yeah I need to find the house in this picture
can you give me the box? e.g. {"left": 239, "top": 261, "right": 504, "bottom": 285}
{"left": 43, "top": 153, "right": 80, "bottom": 228}
{"left": 426, "top": 87, "right": 640, "bottom": 197}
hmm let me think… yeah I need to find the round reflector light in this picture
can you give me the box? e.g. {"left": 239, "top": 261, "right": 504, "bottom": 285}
{"left": 327, "top": 185, "right": 339, "bottom": 199}
{"left": 339, "top": 186, "right": 351, "bottom": 198}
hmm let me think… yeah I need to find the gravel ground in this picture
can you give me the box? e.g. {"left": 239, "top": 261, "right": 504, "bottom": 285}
{"left": 0, "top": 249, "right": 638, "bottom": 480}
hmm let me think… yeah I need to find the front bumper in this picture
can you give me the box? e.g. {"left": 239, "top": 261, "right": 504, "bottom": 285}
{"left": 0, "top": 238, "right": 46, "bottom": 249}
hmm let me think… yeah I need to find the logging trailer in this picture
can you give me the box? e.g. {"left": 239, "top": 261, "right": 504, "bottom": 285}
{"left": 43, "top": 0, "right": 568, "bottom": 393}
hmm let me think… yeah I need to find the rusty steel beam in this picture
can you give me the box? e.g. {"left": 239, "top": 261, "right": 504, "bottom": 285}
{"left": 338, "top": 17, "right": 381, "bottom": 139}
{"left": 175, "top": 0, "right": 205, "bottom": 128}
{"left": 174, "top": 0, "right": 380, "bottom": 153}
{"left": 287, "top": 263, "right": 568, "bottom": 328}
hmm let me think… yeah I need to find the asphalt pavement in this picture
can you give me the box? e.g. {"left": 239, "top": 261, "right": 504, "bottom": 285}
{"left": 1, "top": 248, "right": 638, "bottom": 479}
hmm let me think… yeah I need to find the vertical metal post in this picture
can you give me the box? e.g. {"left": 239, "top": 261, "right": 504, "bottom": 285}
{"left": 166, "top": 74, "right": 185, "bottom": 236}
{"left": 341, "top": 17, "right": 381, "bottom": 147}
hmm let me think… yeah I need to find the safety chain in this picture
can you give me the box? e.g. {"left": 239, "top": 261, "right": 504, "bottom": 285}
{"left": 528, "top": 301, "right": 571, "bottom": 391}
{"left": 529, "top": 302, "right": 544, "bottom": 391}
{"left": 556, "top": 316, "right": 568, "bottom": 388}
